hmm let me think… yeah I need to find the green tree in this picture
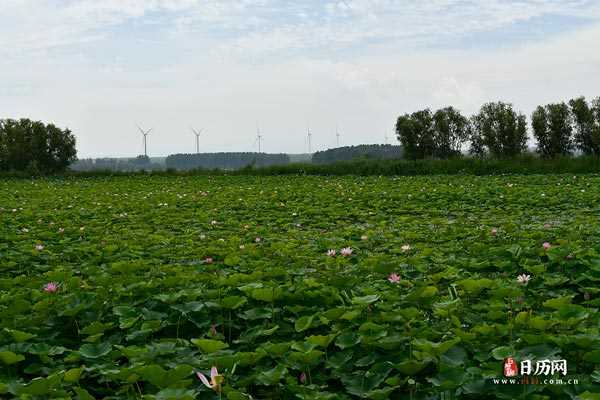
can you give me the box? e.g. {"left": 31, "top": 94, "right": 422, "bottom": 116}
{"left": 531, "top": 102, "right": 573, "bottom": 157}
{"left": 395, "top": 109, "right": 435, "bottom": 160}
{"left": 432, "top": 106, "right": 469, "bottom": 158}
{"left": 569, "top": 96, "right": 600, "bottom": 155}
{"left": 312, "top": 145, "right": 402, "bottom": 164}
{"left": 0, "top": 118, "right": 77, "bottom": 173}
{"left": 469, "top": 102, "right": 528, "bottom": 158}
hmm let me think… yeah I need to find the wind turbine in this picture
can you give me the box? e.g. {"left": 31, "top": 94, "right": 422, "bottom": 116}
{"left": 255, "top": 124, "right": 263, "bottom": 153}
{"left": 191, "top": 127, "right": 203, "bottom": 154}
{"left": 137, "top": 124, "right": 152, "bottom": 157}
{"left": 307, "top": 126, "right": 313, "bottom": 153}
{"left": 252, "top": 122, "right": 263, "bottom": 153}
{"left": 336, "top": 125, "right": 341, "bottom": 147}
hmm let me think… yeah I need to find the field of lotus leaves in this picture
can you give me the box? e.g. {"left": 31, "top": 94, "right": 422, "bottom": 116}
{"left": 1, "top": 175, "right": 599, "bottom": 399}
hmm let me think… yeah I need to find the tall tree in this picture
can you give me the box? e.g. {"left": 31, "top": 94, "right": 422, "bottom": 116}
{"left": 0, "top": 118, "right": 77, "bottom": 173}
{"left": 569, "top": 96, "right": 600, "bottom": 156}
{"left": 432, "top": 106, "right": 469, "bottom": 158}
{"left": 531, "top": 102, "right": 573, "bottom": 157}
{"left": 469, "top": 102, "right": 528, "bottom": 158}
{"left": 396, "top": 109, "right": 435, "bottom": 160}
{"left": 531, "top": 106, "right": 550, "bottom": 157}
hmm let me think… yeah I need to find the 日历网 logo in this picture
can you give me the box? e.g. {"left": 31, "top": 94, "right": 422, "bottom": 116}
{"left": 493, "top": 357, "right": 578, "bottom": 386}
{"left": 503, "top": 358, "right": 567, "bottom": 377}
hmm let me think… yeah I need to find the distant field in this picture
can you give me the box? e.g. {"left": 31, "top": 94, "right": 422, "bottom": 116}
{"left": 0, "top": 175, "right": 599, "bottom": 399}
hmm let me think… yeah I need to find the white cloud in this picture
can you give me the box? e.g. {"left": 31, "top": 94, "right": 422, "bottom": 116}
{"left": 1, "top": 1, "right": 599, "bottom": 157}
{"left": 2, "top": 0, "right": 599, "bottom": 56}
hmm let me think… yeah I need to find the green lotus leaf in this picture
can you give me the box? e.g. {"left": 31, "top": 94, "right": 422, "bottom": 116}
{"left": 79, "top": 342, "right": 112, "bottom": 359}
{"left": 221, "top": 296, "right": 247, "bottom": 310}
{"left": 352, "top": 294, "right": 380, "bottom": 305}
{"left": 294, "top": 315, "right": 315, "bottom": 332}
{"left": 4, "top": 328, "right": 36, "bottom": 342}
{"left": 256, "top": 364, "right": 288, "bottom": 386}
{"left": 191, "top": 338, "right": 229, "bottom": 353}
{"left": 0, "top": 351, "right": 25, "bottom": 365}
{"left": 335, "top": 332, "right": 361, "bottom": 349}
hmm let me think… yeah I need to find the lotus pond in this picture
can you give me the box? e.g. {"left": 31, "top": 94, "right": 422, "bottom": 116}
{"left": 0, "top": 175, "right": 599, "bottom": 399}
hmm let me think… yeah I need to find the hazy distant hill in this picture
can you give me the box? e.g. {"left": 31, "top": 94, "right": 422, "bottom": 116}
{"left": 70, "top": 146, "right": 404, "bottom": 172}
{"left": 71, "top": 156, "right": 164, "bottom": 171}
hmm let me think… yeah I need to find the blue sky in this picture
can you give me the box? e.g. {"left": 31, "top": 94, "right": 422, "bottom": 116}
{"left": 1, "top": 0, "right": 600, "bottom": 157}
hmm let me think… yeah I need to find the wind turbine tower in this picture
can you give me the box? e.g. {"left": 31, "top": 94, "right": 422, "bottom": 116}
{"left": 191, "top": 127, "right": 203, "bottom": 154}
{"left": 336, "top": 126, "right": 341, "bottom": 147}
{"left": 307, "top": 126, "right": 313, "bottom": 153}
{"left": 256, "top": 125, "right": 263, "bottom": 153}
{"left": 137, "top": 124, "right": 152, "bottom": 157}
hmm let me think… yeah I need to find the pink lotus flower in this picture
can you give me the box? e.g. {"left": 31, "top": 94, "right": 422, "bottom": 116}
{"left": 204, "top": 257, "right": 213, "bottom": 264}
{"left": 299, "top": 372, "right": 307, "bottom": 384}
{"left": 490, "top": 228, "right": 498, "bottom": 236}
{"left": 543, "top": 242, "right": 551, "bottom": 250}
{"left": 401, "top": 244, "right": 411, "bottom": 252}
{"left": 58, "top": 228, "right": 65, "bottom": 234}
{"left": 340, "top": 247, "right": 353, "bottom": 257}
{"left": 326, "top": 249, "right": 336, "bottom": 257}
{"left": 35, "top": 244, "right": 44, "bottom": 251}
{"left": 388, "top": 273, "right": 401, "bottom": 283}
{"left": 44, "top": 282, "right": 59, "bottom": 293}
{"left": 361, "top": 235, "right": 368, "bottom": 241}
{"left": 210, "top": 324, "right": 218, "bottom": 336}
{"left": 517, "top": 274, "right": 531, "bottom": 285}
{"left": 197, "top": 367, "right": 223, "bottom": 393}
{"left": 255, "top": 237, "right": 261, "bottom": 243}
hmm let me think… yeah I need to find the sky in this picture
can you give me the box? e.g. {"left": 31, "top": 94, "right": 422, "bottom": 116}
{"left": 1, "top": 0, "right": 600, "bottom": 158}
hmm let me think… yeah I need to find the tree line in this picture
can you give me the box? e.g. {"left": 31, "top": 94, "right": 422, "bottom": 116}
{"left": 396, "top": 96, "right": 600, "bottom": 160}
{"left": 72, "top": 155, "right": 164, "bottom": 172}
{"left": 312, "top": 144, "right": 402, "bottom": 164}
{"left": 0, "top": 118, "right": 77, "bottom": 173}
{"left": 165, "top": 152, "right": 290, "bottom": 170}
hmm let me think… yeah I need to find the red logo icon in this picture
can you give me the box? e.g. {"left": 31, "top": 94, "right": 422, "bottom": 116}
{"left": 503, "top": 357, "right": 519, "bottom": 377}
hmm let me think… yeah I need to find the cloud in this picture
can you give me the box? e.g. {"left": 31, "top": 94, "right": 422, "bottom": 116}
{"left": 1, "top": 1, "right": 599, "bottom": 157}
{"left": 2, "top": 0, "right": 599, "bottom": 58}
